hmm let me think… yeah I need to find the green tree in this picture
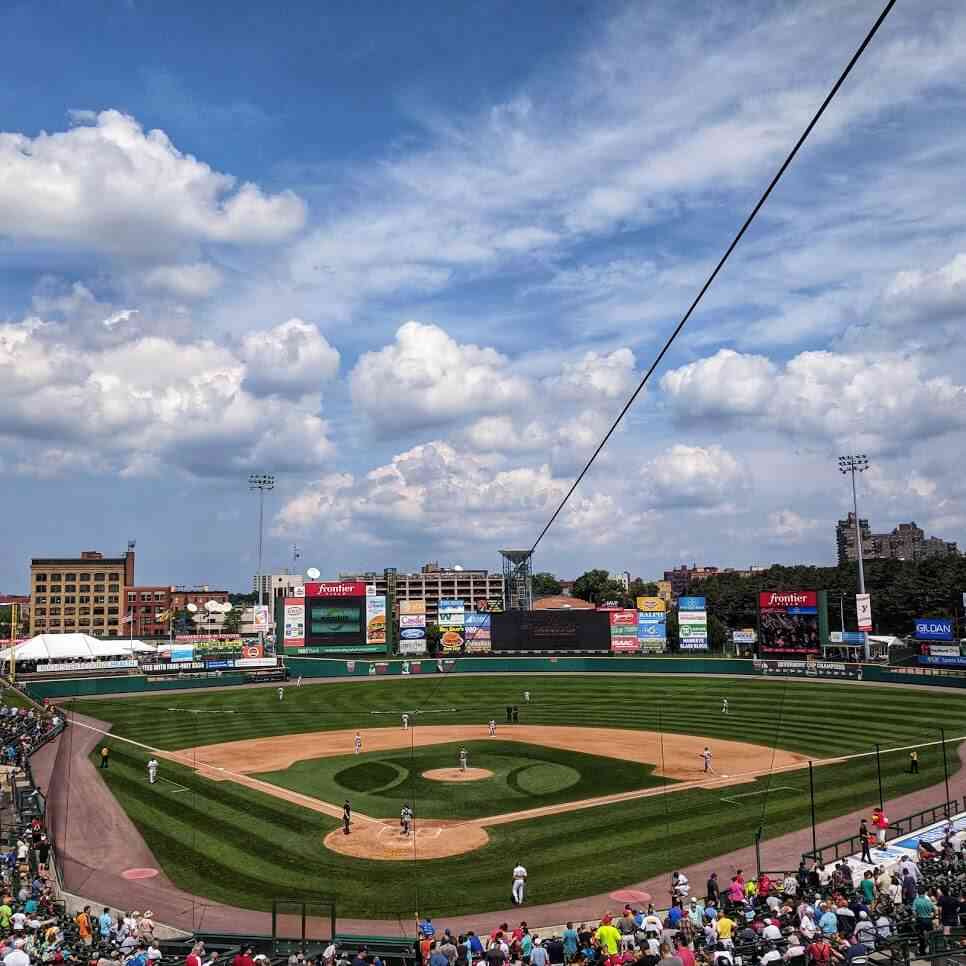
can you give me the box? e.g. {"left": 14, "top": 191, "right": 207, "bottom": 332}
{"left": 222, "top": 606, "right": 243, "bottom": 635}
{"left": 532, "top": 572, "right": 563, "bottom": 598}
{"left": 572, "top": 570, "right": 630, "bottom": 606}
{"left": 628, "top": 578, "right": 659, "bottom": 601}
{"left": 425, "top": 623, "right": 442, "bottom": 654}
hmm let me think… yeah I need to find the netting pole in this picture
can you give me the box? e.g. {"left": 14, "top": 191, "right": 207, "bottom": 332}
{"left": 874, "top": 743, "right": 883, "bottom": 812}
{"left": 940, "top": 728, "right": 950, "bottom": 818}
{"left": 808, "top": 761, "right": 817, "bottom": 858}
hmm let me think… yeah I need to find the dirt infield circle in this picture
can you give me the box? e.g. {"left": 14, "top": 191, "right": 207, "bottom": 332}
{"left": 166, "top": 724, "right": 811, "bottom": 862}
{"left": 423, "top": 767, "right": 494, "bottom": 782}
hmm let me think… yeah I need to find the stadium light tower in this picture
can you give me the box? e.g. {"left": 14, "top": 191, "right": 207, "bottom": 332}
{"left": 838, "top": 454, "right": 869, "bottom": 596}
{"left": 249, "top": 474, "right": 276, "bottom": 630}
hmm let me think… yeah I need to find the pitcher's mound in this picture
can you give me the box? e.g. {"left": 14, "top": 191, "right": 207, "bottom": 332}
{"left": 324, "top": 820, "right": 489, "bottom": 860}
{"left": 423, "top": 767, "right": 493, "bottom": 782}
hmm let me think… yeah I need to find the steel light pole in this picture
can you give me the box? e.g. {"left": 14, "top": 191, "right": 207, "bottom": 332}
{"left": 839, "top": 454, "right": 870, "bottom": 660}
{"left": 249, "top": 473, "right": 275, "bottom": 644}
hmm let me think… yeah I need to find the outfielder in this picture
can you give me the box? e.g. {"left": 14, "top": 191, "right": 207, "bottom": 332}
{"left": 297, "top": 676, "right": 303, "bottom": 688}
{"left": 524, "top": 690, "right": 531, "bottom": 703}
{"left": 721, "top": 698, "right": 729, "bottom": 715}
{"left": 511, "top": 862, "right": 527, "bottom": 905}
{"left": 147, "top": 758, "right": 158, "bottom": 784}
{"left": 278, "top": 687, "right": 284, "bottom": 701}
{"left": 402, "top": 713, "right": 409, "bottom": 730}
{"left": 488, "top": 720, "right": 496, "bottom": 737}
{"left": 459, "top": 747, "right": 468, "bottom": 772}
{"left": 400, "top": 803, "right": 413, "bottom": 836}
{"left": 354, "top": 732, "right": 362, "bottom": 755}
{"left": 700, "top": 747, "right": 715, "bottom": 774}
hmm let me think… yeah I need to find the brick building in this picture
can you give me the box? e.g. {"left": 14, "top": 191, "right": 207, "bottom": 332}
{"left": 126, "top": 586, "right": 230, "bottom": 637}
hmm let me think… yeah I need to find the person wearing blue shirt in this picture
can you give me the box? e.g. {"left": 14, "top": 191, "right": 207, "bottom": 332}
{"left": 562, "top": 924, "right": 578, "bottom": 962}
{"left": 420, "top": 919, "right": 436, "bottom": 939}
{"left": 668, "top": 906, "right": 683, "bottom": 927}
{"left": 819, "top": 906, "right": 839, "bottom": 937}
{"left": 99, "top": 909, "right": 113, "bottom": 939}
{"left": 466, "top": 933, "right": 484, "bottom": 959}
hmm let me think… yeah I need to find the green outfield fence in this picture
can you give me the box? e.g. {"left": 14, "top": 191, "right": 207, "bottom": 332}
{"left": 20, "top": 654, "right": 966, "bottom": 700}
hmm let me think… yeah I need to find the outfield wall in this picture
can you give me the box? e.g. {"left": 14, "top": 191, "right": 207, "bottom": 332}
{"left": 22, "top": 654, "right": 966, "bottom": 699}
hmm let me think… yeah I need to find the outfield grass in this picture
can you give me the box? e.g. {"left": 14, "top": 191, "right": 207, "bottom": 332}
{"left": 78, "top": 675, "right": 965, "bottom": 919}
{"left": 254, "top": 740, "right": 666, "bottom": 819}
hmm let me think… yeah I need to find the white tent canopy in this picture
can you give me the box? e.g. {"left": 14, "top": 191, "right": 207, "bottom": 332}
{"left": 0, "top": 634, "right": 157, "bottom": 662}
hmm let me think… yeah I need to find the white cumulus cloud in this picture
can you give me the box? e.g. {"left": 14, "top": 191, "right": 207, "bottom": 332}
{"left": 241, "top": 318, "right": 340, "bottom": 400}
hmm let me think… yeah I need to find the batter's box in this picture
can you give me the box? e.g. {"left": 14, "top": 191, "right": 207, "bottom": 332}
{"left": 377, "top": 824, "right": 442, "bottom": 844}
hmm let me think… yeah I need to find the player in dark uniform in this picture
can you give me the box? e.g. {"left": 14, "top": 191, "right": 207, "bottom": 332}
{"left": 342, "top": 800, "right": 351, "bottom": 835}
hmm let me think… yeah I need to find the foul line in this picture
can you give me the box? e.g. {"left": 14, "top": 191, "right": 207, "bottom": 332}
{"left": 159, "top": 776, "right": 190, "bottom": 793}
{"left": 721, "top": 786, "right": 798, "bottom": 806}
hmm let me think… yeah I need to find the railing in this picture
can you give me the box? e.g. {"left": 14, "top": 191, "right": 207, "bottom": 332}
{"left": 802, "top": 797, "right": 961, "bottom": 865}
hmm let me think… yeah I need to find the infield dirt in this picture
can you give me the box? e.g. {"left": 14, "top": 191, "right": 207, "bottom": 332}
{"left": 160, "top": 725, "right": 809, "bottom": 862}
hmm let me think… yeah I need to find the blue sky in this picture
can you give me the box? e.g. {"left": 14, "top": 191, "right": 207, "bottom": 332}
{"left": 2, "top": 0, "right": 966, "bottom": 592}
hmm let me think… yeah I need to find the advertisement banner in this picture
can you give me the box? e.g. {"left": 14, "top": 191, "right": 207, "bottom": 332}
{"left": 915, "top": 618, "right": 954, "bottom": 641}
{"left": 928, "top": 644, "right": 961, "bottom": 657}
{"left": 171, "top": 645, "right": 194, "bottom": 663}
{"left": 305, "top": 581, "right": 367, "bottom": 598}
{"left": 733, "top": 629, "right": 757, "bottom": 644}
{"left": 680, "top": 638, "right": 710, "bottom": 650}
{"left": 678, "top": 596, "right": 706, "bottom": 611}
{"left": 680, "top": 621, "right": 708, "bottom": 635}
{"left": 637, "top": 622, "right": 666, "bottom": 639}
{"left": 856, "top": 594, "right": 872, "bottom": 632}
{"left": 400, "top": 599, "right": 427, "bottom": 616}
{"left": 638, "top": 639, "right": 667, "bottom": 653}
{"left": 609, "top": 609, "right": 638, "bottom": 627}
{"left": 234, "top": 657, "right": 278, "bottom": 668}
{"left": 656, "top": 581, "right": 672, "bottom": 601}
{"left": 918, "top": 655, "right": 966, "bottom": 668}
{"left": 283, "top": 598, "right": 305, "bottom": 649}
{"left": 438, "top": 599, "right": 465, "bottom": 626}
{"left": 758, "top": 590, "right": 820, "bottom": 655}
{"left": 366, "top": 595, "right": 387, "bottom": 645}
{"left": 610, "top": 637, "right": 641, "bottom": 654}
{"left": 754, "top": 658, "right": 863, "bottom": 680}
{"left": 474, "top": 598, "right": 504, "bottom": 613}
{"left": 829, "top": 631, "right": 866, "bottom": 645}
{"left": 464, "top": 614, "right": 491, "bottom": 629}
{"left": 253, "top": 605, "right": 271, "bottom": 630}
{"left": 241, "top": 643, "right": 265, "bottom": 659}
{"left": 399, "top": 639, "right": 428, "bottom": 656}
{"left": 399, "top": 614, "right": 425, "bottom": 628}
{"left": 465, "top": 638, "right": 492, "bottom": 654}
{"left": 636, "top": 597, "right": 665, "bottom": 613}
{"left": 440, "top": 630, "right": 464, "bottom": 653}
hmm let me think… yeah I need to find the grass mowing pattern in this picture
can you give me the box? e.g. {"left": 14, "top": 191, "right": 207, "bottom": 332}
{"left": 78, "top": 676, "right": 964, "bottom": 918}
{"left": 254, "top": 740, "right": 662, "bottom": 819}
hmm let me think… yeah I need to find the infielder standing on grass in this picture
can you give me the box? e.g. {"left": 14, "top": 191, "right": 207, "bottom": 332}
{"left": 402, "top": 713, "right": 409, "bottom": 730}
{"left": 459, "top": 747, "right": 468, "bottom": 772}
{"left": 511, "top": 862, "right": 527, "bottom": 905}
{"left": 147, "top": 758, "right": 158, "bottom": 784}
{"left": 701, "top": 746, "right": 715, "bottom": 774}
{"left": 488, "top": 720, "right": 496, "bottom": 737}
{"left": 354, "top": 732, "right": 362, "bottom": 754}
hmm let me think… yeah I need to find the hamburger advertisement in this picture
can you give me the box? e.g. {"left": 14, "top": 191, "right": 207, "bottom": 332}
{"left": 366, "top": 595, "right": 387, "bottom": 645}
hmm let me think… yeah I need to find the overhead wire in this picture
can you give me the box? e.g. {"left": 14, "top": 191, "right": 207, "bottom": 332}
{"left": 526, "top": 0, "right": 898, "bottom": 557}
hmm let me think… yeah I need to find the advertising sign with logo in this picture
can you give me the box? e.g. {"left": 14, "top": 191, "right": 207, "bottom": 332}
{"left": 928, "top": 644, "right": 961, "bottom": 657}
{"left": 610, "top": 636, "right": 641, "bottom": 654}
{"left": 438, "top": 599, "right": 465, "bottom": 624}
{"left": 399, "top": 614, "right": 425, "bottom": 628}
{"left": 365, "top": 595, "right": 387, "bottom": 645}
{"left": 657, "top": 581, "right": 672, "bottom": 602}
{"left": 474, "top": 598, "right": 504, "bottom": 613}
{"left": 252, "top": 605, "right": 271, "bottom": 630}
{"left": 305, "top": 581, "right": 367, "bottom": 598}
{"left": 440, "top": 630, "right": 464, "bottom": 653}
{"left": 733, "top": 629, "right": 757, "bottom": 644}
{"left": 609, "top": 609, "right": 638, "bottom": 627}
{"left": 400, "top": 599, "right": 427, "bottom": 615}
{"left": 678, "top": 596, "right": 706, "bottom": 612}
{"left": 915, "top": 618, "right": 954, "bottom": 641}
{"left": 463, "top": 613, "right": 492, "bottom": 653}
{"left": 758, "top": 590, "right": 820, "bottom": 655}
{"left": 829, "top": 631, "right": 866, "bottom": 645}
{"left": 637, "top": 622, "right": 666, "bottom": 639}
{"left": 241, "top": 643, "right": 265, "bottom": 659}
{"left": 753, "top": 658, "right": 863, "bottom": 680}
{"left": 400, "top": 627, "right": 427, "bottom": 640}
{"left": 234, "top": 657, "right": 278, "bottom": 668}
{"left": 171, "top": 645, "right": 194, "bottom": 663}
{"left": 399, "top": 639, "right": 428, "bottom": 656}
{"left": 918, "top": 655, "right": 966, "bottom": 668}
{"left": 283, "top": 598, "right": 305, "bottom": 649}
{"left": 856, "top": 593, "right": 872, "bottom": 632}
{"left": 636, "top": 597, "right": 665, "bottom": 613}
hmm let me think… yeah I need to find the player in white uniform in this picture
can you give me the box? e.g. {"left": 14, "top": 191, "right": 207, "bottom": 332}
{"left": 147, "top": 758, "right": 158, "bottom": 784}
{"left": 278, "top": 687, "right": 284, "bottom": 701}
{"left": 523, "top": 691, "right": 531, "bottom": 703}
{"left": 700, "top": 747, "right": 715, "bottom": 774}
{"left": 722, "top": 698, "right": 728, "bottom": 715}
{"left": 400, "top": 804, "right": 413, "bottom": 836}
{"left": 297, "top": 676, "right": 303, "bottom": 688}
{"left": 488, "top": 720, "right": 496, "bottom": 737}
{"left": 511, "top": 863, "right": 527, "bottom": 904}
{"left": 354, "top": 732, "right": 362, "bottom": 754}
{"left": 402, "top": 713, "right": 409, "bottom": 730}
{"left": 459, "top": 747, "right": 468, "bottom": 772}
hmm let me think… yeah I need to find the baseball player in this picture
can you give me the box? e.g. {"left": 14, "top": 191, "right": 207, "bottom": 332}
{"left": 722, "top": 698, "right": 729, "bottom": 715}
{"left": 402, "top": 713, "right": 409, "bottom": 730}
{"left": 278, "top": 687, "right": 284, "bottom": 701}
{"left": 459, "top": 747, "right": 468, "bottom": 772}
{"left": 342, "top": 800, "right": 351, "bottom": 835}
{"left": 511, "top": 862, "right": 527, "bottom": 905}
{"left": 488, "top": 720, "right": 496, "bottom": 737}
{"left": 147, "top": 758, "right": 158, "bottom": 784}
{"left": 354, "top": 732, "right": 362, "bottom": 755}
{"left": 700, "top": 747, "right": 715, "bottom": 774}
{"left": 523, "top": 690, "right": 531, "bottom": 703}
{"left": 297, "top": 676, "right": 303, "bottom": 688}
{"left": 400, "top": 803, "right": 413, "bottom": 836}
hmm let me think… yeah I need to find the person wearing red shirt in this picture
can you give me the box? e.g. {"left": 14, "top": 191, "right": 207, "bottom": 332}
{"left": 807, "top": 938, "right": 832, "bottom": 966}
{"left": 676, "top": 940, "right": 696, "bottom": 966}
{"left": 186, "top": 944, "right": 204, "bottom": 966}
{"left": 231, "top": 948, "right": 254, "bottom": 966}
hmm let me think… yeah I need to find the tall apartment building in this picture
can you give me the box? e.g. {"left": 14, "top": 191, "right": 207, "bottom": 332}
{"left": 836, "top": 513, "right": 960, "bottom": 563}
{"left": 30, "top": 548, "right": 135, "bottom": 637}
{"left": 252, "top": 573, "right": 304, "bottom": 599}
{"left": 338, "top": 566, "right": 505, "bottom": 624}
{"left": 126, "top": 586, "right": 230, "bottom": 637}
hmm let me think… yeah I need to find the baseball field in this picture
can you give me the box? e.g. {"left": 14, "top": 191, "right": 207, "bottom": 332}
{"left": 69, "top": 674, "right": 966, "bottom": 919}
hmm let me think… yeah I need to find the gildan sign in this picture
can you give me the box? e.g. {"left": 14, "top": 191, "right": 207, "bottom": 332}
{"left": 915, "top": 618, "right": 954, "bottom": 641}
{"left": 305, "top": 581, "right": 367, "bottom": 598}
